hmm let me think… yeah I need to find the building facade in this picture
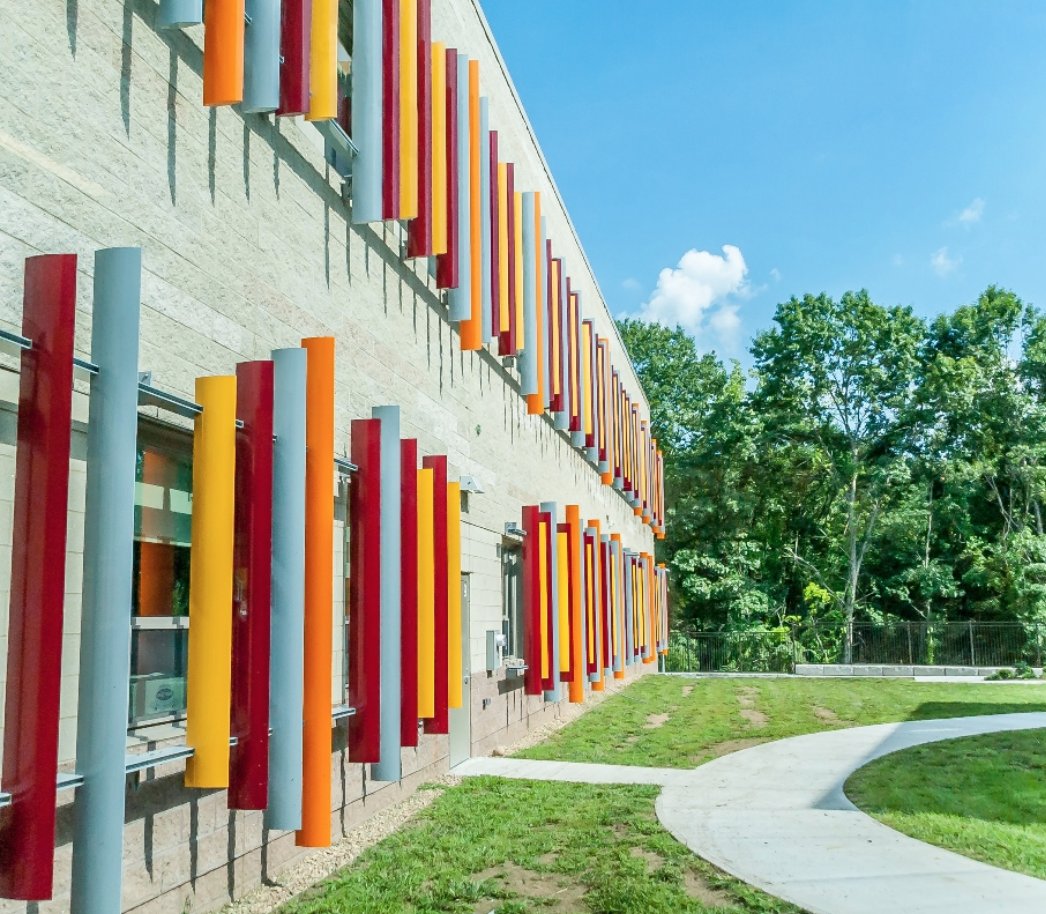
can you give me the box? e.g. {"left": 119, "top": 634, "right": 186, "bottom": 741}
{"left": 0, "top": 1, "right": 668, "bottom": 912}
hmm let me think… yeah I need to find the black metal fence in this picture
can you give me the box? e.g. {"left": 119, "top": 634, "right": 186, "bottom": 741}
{"left": 665, "top": 622, "right": 1046, "bottom": 673}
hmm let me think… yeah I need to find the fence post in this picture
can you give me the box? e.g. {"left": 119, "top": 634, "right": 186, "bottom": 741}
{"left": 968, "top": 620, "right": 976, "bottom": 668}
{"left": 907, "top": 622, "right": 913, "bottom": 666}
{"left": 791, "top": 624, "right": 798, "bottom": 672}
{"left": 1038, "top": 624, "right": 1043, "bottom": 669}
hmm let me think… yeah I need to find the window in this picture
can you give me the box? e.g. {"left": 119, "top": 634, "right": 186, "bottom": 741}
{"left": 501, "top": 543, "right": 523, "bottom": 661}
{"left": 128, "top": 419, "right": 193, "bottom": 729}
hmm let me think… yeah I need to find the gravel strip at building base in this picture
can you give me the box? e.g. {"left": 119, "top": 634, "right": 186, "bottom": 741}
{"left": 222, "top": 686, "right": 617, "bottom": 914}
{"left": 490, "top": 687, "right": 611, "bottom": 757}
{"left": 220, "top": 774, "right": 461, "bottom": 914}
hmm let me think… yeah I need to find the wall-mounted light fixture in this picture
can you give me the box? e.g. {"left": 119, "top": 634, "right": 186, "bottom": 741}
{"left": 459, "top": 475, "right": 484, "bottom": 494}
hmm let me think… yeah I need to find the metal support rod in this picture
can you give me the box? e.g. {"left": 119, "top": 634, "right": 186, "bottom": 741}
{"left": 0, "top": 329, "right": 98, "bottom": 381}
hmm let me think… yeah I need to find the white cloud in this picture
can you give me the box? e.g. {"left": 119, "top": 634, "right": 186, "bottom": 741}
{"left": 635, "top": 246, "right": 750, "bottom": 346}
{"left": 957, "top": 197, "right": 985, "bottom": 226}
{"left": 708, "top": 302, "right": 742, "bottom": 350}
{"left": 769, "top": 267, "right": 782, "bottom": 282}
{"left": 621, "top": 277, "right": 642, "bottom": 292}
{"left": 931, "top": 246, "right": 961, "bottom": 277}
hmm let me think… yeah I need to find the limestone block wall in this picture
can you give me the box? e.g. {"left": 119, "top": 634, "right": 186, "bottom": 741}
{"left": 0, "top": 0, "right": 658, "bottom": 912}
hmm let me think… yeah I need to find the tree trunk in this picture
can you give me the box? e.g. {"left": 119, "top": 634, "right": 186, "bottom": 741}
{"left": 844, "top": 471, "right": 858, "bottom": 664}
{"left": 922, "top": 477, "right": 934, "bottom": 625}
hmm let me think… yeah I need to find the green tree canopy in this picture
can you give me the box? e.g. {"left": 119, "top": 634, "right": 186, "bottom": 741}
{"left": 619, "top": 284, "right": 1046, "bottom": 636}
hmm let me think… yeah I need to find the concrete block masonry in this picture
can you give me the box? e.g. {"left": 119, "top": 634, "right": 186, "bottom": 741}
{"left": 794, "top": 663, "right": 1045, "bottom": 678}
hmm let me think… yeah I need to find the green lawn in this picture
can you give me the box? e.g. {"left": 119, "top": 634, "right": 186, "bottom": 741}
{"left": 516, "top": 675, "right": 1046, "bottom": 768}
{"left": 280, "top": 777, "right": 804, "bottom": 914}
{"left": 845, "top": 729, "right": 1046, "bottom": 880}
{"left": 279, "top": 677, "right": 1046, "bottom": 913}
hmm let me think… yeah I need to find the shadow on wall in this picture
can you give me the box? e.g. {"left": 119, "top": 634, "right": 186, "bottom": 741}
{"left": 62, "top": 0, "right": 568, "bottom": 428}
{"left": 44, "top": 725, "right": 354, "bottom": 912}
{"left": 67, "top": 0, "right": 78, "bottom": 57}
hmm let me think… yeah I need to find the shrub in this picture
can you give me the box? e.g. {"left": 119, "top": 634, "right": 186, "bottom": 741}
{"left": 986, "top": 663, "right": 1040, "bottom": 680}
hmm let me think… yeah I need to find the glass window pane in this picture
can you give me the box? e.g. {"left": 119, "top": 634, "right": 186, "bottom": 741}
{"left": 129, "top": 419, "right": 193, "bottom": 730}
{"left": 129, "top": 629, "right": 188, "bottom": 726}
{"left": 133, "top": 422, "right": 193, "bottom": 618}
{"left": 502, "top": 545, "right": 523, "bottom": 659}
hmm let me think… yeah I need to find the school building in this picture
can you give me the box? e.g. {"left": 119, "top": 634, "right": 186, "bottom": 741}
{"left": 0, "top": 1, "right": 668, "bottom": 912}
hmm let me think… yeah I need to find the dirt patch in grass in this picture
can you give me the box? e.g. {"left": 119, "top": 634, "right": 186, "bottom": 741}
{"left": 736, "top": 686, "right": 759, "bottom": 706}
{"left": 737, "top": 687, "right": 768, "bottom": 729}
{"left": 708, "top": 737, "right": 770, "bottom": 757}
{"left": 644, "top": 713, "right": 670, "bottom": 729}
{"left": 813, "top": 705, "right": 846, "bottom": 725}
{"left": 684, "top": 870, "right": 734, "bottom": 907}
{"left": 682, "top": 685, "right": 694, "bottom": 697}
{"left": 739, "top": 708, "right": 768, "bottom": 728}
{"left": 474, "top": 862, "right": 589, "bottom": 913}
{"left": 630, "top": 846, "right": 665, "bottom": 871}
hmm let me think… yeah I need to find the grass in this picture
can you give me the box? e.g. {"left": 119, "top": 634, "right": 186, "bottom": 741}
{"left": 279, "top": 677, "right": 1046, "bottom": 912}
{"left": 280, "top": 777, "right": 805, "bottom": 914}
{"left": 845, "top": 729, "right": 1046, "bottom": 881}
{"left": 515, "top": 675, "right": 1046, "bottom": 768}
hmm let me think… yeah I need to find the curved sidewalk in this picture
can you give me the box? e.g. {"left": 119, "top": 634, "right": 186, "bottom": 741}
{"left": 455, "top": 712, "right": 1046, "bottom": 914}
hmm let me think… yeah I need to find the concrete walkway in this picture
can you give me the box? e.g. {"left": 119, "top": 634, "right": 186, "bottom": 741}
{"left": 453, "top": 712, "right": 1046, "bottom": 914}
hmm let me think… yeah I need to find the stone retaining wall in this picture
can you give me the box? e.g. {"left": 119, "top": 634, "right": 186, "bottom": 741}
{"left": 794, "top": 664, "right": 1044, "bottom": 678}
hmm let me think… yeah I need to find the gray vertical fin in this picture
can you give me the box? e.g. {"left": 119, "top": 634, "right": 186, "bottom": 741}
{"left": 611, "top": 539, "right": 623, "bottom": 674}
{"left": 243, "top": 0, "right": 282, "bottom": 113}
{"left": 156, "top": 0, "right": 203, "bottom": 28}
{"left": 70, "top": 247, "right": 143, "bottom": 914}
{"left": 266, "top": 347, "right": 308, "bottom": 831}
{"left": 352, "top": 0, "right": 383, "bottom": 223}
{"left": 371, "top": 406, "right": 402, "bottom": 782}
{"left": 449, "top": 54, "right": 472, "bottom": 322}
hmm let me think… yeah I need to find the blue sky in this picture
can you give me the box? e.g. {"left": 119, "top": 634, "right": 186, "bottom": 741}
{"left": 482, "top": 0, "right": 1046, "bottom": 363}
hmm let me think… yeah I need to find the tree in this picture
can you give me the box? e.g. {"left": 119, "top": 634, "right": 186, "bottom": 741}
{"left": 622, "top": 285, "right": 1046, "bottom": 644}
{"left": 751, "top": 291, "right": 924, "bottom": 659}
{"left": 616, "top": 320, "right": 733, "bottom": 458}
{"left": 918, "top": 288, "right": 1046, "bottom": 622}
{"left": 617, "top": 320, "right": 765, "bottom": 626}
